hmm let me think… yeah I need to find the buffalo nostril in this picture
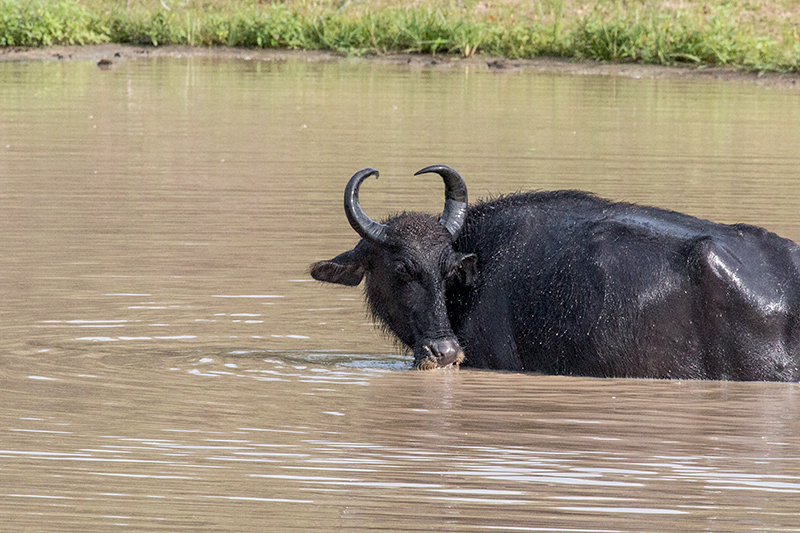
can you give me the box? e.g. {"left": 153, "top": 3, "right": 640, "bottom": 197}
{"left": 430, "top": 339, "right": 464, "bottom": 367}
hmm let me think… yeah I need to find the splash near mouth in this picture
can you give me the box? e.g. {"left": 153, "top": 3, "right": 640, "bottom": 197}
{"left": 412, "top": 345, "right": 464, "bottom": 370}
{"left": 413, "top": 356, "right": 439, "bottom": 371}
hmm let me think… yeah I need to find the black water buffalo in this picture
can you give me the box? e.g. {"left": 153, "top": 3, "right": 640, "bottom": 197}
{"left": 310, "top": 165, "right": 800, "bottom": 381}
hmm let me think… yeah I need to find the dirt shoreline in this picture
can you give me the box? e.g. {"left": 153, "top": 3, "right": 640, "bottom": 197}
{"left": 3, "top": 44, "right": 800, "bottom": 88}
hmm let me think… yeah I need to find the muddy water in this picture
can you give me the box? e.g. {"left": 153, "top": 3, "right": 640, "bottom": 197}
{"left": 2, "top": 55, "right": 800, "bottom": 531}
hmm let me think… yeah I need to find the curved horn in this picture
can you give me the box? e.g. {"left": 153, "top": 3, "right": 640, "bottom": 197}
{"left": 414, "top": 164, "right": 468, "bottom": 239}
{"left": 344, "top": 167, "right": 388, "bottom": 244}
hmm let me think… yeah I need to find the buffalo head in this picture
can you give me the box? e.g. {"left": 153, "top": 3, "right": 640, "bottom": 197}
{"left": 310, "top": 165, "right": 477, "bottom": 370}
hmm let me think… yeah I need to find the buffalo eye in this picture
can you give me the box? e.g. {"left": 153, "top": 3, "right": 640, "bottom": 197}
{"left": 393, "top": 261, "right": 412, "bottom": 280}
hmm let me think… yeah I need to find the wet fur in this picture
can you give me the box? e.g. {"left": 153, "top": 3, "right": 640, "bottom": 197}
{"left": 312, "top": 189, "right": 800, "bottom": 381}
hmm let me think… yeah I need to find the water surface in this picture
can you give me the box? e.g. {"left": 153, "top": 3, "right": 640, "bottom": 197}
{"left": 2, "top": 55, "right": 800, "bottom": 531}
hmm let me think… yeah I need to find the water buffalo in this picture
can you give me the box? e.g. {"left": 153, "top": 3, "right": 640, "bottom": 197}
{"left": 310, "top": 165, "right": 800, "bottom": 381}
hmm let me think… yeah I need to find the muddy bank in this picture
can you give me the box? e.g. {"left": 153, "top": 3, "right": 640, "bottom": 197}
{"left": 2, "top": 44, "right": 799, "bottom": 89}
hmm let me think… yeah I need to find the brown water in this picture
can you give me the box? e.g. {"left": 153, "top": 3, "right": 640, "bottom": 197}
{"left": 2, "top": 55, "right": 800, "bottom": 531}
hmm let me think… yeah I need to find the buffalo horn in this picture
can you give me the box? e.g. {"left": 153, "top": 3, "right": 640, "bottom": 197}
{"left": 344, "top": 167, "right": 389, "bottom": 244}
{"left": 414, "top": 165, "right": 468, "bottom": 239}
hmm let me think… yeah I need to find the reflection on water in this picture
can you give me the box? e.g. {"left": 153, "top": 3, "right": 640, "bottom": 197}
{"left": 3, "top": 354, "right": 800, "bottom": 531}
{"left": 1, "top": 55, "right": 800, "bottom": 531}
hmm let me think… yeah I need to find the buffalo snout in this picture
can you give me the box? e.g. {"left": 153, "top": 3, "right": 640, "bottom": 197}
{"left": 414, "top": 339, "right": 464, "bottom": 370}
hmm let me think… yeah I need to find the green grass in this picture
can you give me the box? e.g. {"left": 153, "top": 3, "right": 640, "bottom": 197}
{"left": 2, "top": 0, "right": 800, "bottom": 73}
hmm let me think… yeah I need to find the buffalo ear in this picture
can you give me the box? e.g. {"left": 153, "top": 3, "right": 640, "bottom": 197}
{"left": 456, "top": 253, "right": 478, "bottom": 287}
{"left": 310, "top": 249, "right": 366, "bottom": 286}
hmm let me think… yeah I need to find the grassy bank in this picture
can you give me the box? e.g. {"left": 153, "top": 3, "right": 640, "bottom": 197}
{"left": 2, "top": 0, "right": 800, "bottom": 72}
